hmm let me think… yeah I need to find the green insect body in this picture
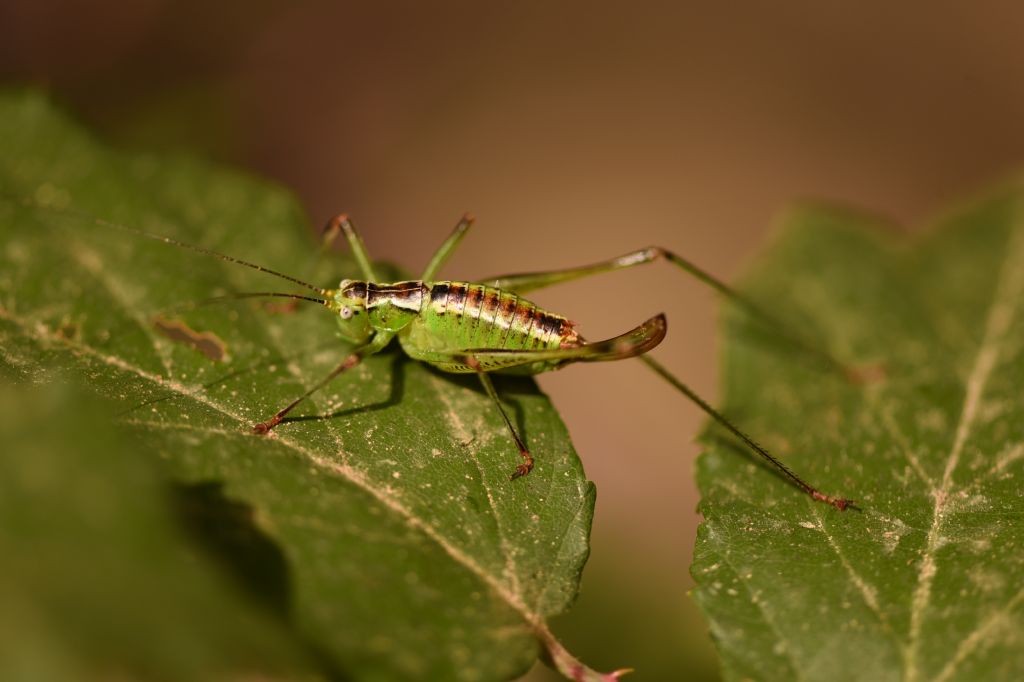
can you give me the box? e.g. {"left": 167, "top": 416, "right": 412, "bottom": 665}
{"left": 315, "top": 272, "right": 666, "bottom": 480}
{"left": 331, "top": 279, "right": 662, "bottom": 376}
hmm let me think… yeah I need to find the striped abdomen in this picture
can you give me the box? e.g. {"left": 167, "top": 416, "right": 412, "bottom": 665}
{"left": 397, "top": 281, "right": 580, "bottom": 373}
{"left": 431, "top": 281, "right": 577, "bottom": 350}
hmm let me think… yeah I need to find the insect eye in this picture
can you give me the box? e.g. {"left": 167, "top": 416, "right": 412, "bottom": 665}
{"left": 340, "top": 306, "right": 353, "bottom": 320}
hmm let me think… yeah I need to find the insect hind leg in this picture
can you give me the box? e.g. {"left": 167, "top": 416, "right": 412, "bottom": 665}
{"left": 481, "top": 244, "right": 852, "bottom": 377}
{"left": 639, "top": 354, "right": 854, "bottom": 511}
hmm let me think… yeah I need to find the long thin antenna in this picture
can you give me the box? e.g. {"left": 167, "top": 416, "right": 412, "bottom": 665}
{"left": 93, "top": 216, "right": 329, "bottom": 295}
{"left": 19, "top": 198, "right": 328, "bottom": 296}
{"left": 195, "top": 292, "right": 330, "bottom": 307}
{"left": 156, "top": 292, "right": 331, "bottom": 317}
{"left": 639, "top": 355, "right": 853, "bottom": 510}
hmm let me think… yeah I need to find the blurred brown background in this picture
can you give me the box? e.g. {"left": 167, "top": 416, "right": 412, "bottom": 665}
{"left": 4, "top": 2, "right": 1024, "bottom": 679}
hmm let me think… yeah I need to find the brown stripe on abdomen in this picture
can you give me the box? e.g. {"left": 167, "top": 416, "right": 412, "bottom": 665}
{"left": 447, "top": 282, "right": 468, "bottom": 315}
{"left": 486, "top": 292, "right": 520, "bottom": 348}
{"left": 461, "top": 284, "right": 486, "bottom": 346}
{"left": 429, "top": 282, "right": 450, "bottom": 310}
{"left": 474, "top": 289, "right": 502, "bottom": 347}
{"left": 540, "top": 314, "right": 564, "bottom": 345}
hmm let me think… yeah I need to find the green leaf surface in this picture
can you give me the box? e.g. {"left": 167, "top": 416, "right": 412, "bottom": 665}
{"left": 693, "top": 194, "right": 1024, "bottom": 681}
{"left": 0, "top": 92, "right": 608, "bottom": 680}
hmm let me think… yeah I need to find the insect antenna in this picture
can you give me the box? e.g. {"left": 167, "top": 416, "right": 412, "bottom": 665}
{"left": 93, "top": 216, "right": 330, "bottom": 295}
{"left": 15, "top": 197, "right": 329, "bottom": 296}
{"left": 197, "top": 292, "right": 330, "bottom": 307}
{"left": 158, "top": 292, "right": 332, "bottom": 315}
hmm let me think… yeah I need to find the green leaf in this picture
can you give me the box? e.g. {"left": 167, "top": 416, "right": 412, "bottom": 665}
{"left": 0, "top": 382, "right": 313, "bottom": 681}
{"left": 692, "top": 194, "right": 1024, "bottom": 681}
{"left": 0, "top": 91, "right": 614, "bottom": 680}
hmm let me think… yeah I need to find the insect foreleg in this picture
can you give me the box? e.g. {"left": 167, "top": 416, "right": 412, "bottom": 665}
{"left": 638, "top": 355, "right": 854, "bottom": 511}
{"left": 421, "top": 214, "right": 474, "bottom": 281}
{"left": 253, "top": 331, "right": 394, "bottom": 433}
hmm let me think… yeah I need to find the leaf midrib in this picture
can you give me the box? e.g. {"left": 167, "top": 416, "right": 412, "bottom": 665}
{"left": 904, "top": 221, "right": 1024, "bottom": 682}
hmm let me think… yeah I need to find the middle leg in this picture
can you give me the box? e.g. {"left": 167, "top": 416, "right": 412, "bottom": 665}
{"left": 463, "top": 355, "right": 534, "bottom": 480}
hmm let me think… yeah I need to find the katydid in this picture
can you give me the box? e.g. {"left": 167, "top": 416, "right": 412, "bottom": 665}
{"left": 245, "top": 213, "right": 853, "bottom": 510}
{"left": 44, "top": 206, "right": 855, "bottom": 510}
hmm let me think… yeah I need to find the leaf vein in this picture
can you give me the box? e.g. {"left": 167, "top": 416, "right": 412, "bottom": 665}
{"left": 932, "top": 584, "right": 1024, "bottom": 682}
{"left": 711, "top": 534, "right": 806, "bottom": 682}
{"left": 878, "top": 406, "right": 937, "bottom": 490}
{"left": 809, "top": 507, "right": 887, "bottom": 625}
{"left": 905, "top": 223, "right": 1024, "bottom": 682}
{"left": 70, "top": 241, "right": 175, "bottom": 378}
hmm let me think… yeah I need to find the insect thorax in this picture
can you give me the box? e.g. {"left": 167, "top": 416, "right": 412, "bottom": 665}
{"left": 333, "top": 279, "right": 428, "bottom": 340}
